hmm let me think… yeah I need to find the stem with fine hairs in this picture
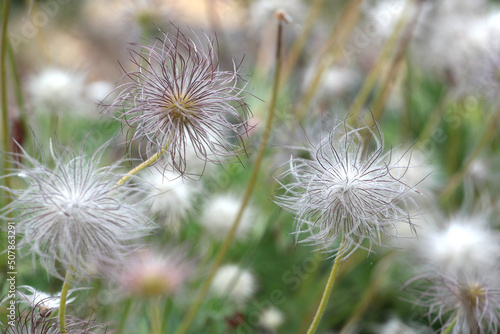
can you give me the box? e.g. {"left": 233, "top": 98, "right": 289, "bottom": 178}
{"left": 174, "top": 15, "right": 285, "bottom": 334}
{"left": 306, "top": 237, "right": 347, "bottom": 334}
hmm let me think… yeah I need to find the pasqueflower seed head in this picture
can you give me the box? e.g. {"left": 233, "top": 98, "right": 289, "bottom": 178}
{"left": 104, "top": 26, "right": 251, "bottom": 176}
{"left": 275, "top": 120, "right": 419, "bottom": 258}
{"left": 1, "top": 297, "right": 106, "bottom": 334}
{"left": 1, "top": 142, "right": 152, "bottom": 279}
{"left": 408, "top": 270, "right": 500, "bottom": 334}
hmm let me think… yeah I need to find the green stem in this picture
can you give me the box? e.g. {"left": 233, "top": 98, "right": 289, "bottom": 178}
{"left": 339, "top": 252, "right": 395, "bottom": 334}
{"left": 116, "top": 298, "right": 133, "bottom": 334}
{"left": 346, "top": 0, "right": 411, "bottom": 124}
{"left": 161, "top": 298, "right": 174, "bottom": 334}
{"left": 116, "top": 144, "right": 168, "bottom": 187}
{"left": 151, "top": 297, "right": 162, "bottom": 334}
{"left": 370, "top": 0, "right": 423, "bottom": 123}
{"left": 306, "top": 239, "right": 346, "bottom": 334}
{"left": 440, "top": 104, "right": 500, "bottom": 204}
{"left": 296, "top": 0, "right": 364, "bottom": 122}
{"left": 1, "top": 0, "right": 12, "bottom": 278}
{"left": 174, "top": 17, "right": 284, "bottom": 334}
{"left": 442, "top": 317, "right": 457, "bottom": 334}
{"left": 59, "top": 271, "right": 73, "bottom": 334}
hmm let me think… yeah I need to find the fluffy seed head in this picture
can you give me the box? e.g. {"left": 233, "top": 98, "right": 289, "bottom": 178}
{"left": 143, "top": 169, "right": 201, "bottom": 229}
{"left": 418, "top": 215, "right": 500, "bottom": 275}
{"left": 259, "top": 307, "right": 285, "bottom": 331}
{"left": 28, "top": 67, "right": 86, "bottom": 116}
{"left": 113, "top": 247, "right": 192, "bottom": 297}
{"left": 17, "top": 285, "right": 78, "bottom": 317}
{"left": 408, "top": 271, "right": 500, "bottom": 334}
{"left": 275, "top": 120, "right": 419, "bottom": 257}
{"left": 1, "top": 142, "right": 152, "bottom": 279}
{"left": 199, "top": 194, "right": 255, "bottom": 241}
{"left": 210, "top": 264, "right": 256, "bottom": 306}
{"left": 104, "top": 27, "right": 251, "bottom": 176}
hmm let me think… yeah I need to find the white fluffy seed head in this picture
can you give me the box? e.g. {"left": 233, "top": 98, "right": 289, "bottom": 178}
{"left": 28, "top": 67, "right": 87, "bottom": 116}
{"left": 210, "top": 264, "right": 256, "bottom": 306}
{"left": 418, "top": 216, "right": 500, "bottom": 275}
{"left": 143, "top": 170, "right": 200, "bottom": 229}
{"left": 2, "top": 142, "right": 153, "bottom": 279}
{"left": 275, "top": 120, "right": 420, "bottom": 258}
{"left": 199, "top": 194, "right": 255, "bottom": 241}
{"left": 113, "top": 247, "right": 192, "bottom": 298}
{"left": 259, "top": 307, "right": 285, "bottom": 331}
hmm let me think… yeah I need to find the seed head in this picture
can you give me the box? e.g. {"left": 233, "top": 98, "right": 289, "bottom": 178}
{"left": 211, "top": 264, "right": 257, "bottom": 306}
{"left": 408, "top": 270, "right": 500, "bottom": 333}
{"left": 112, "top": 247, "right": 193, "bottom": 298}
{"left": 1, "top": 142, "right": 152, "bottom": 279}
{"left": 104, "top": 26, "right": 251, "bottom": 176}
{"left": 274, "top": 120, "right": 419, "bottom": 258}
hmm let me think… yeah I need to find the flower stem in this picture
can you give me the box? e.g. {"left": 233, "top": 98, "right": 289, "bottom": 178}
{"left": 346, "top": 0, "right": 412, "bottom": 124}
{"left": 115, "top": 145, "right": 168, "bottom": 187}
{"left": 59, "top": 271, "right": 73, "bottom": 334}
{"left": 296, "top": 0, "right": 364, "bottom": 122}
{"left": 1, "top": 0, "right": 12, "bottom": 277}
{"left": 442, "top": 316, "right": 457, "bottom": 334}
{"left": 151, "top": 297, "right": 162, "bottom": 334}
{"left": 306, "top": 239, "right": 346, "bottom": 334}
{"left": 174, "top": 16, "right": 284, "bottom": 334}
{"left": 116, "top": 297, "right": 133, "bottom": 334}
{"left": 440, "top": 104, "right": 500, "bottom": 204}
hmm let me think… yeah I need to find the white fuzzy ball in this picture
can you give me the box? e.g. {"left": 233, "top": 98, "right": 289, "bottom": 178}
{"left": 259, "top": 307, "right": 285, "bottom": 331}
{"left": 419, "top": 216, "right": 500, "bottom": 274}
{"left": 199, "top": 194, "right": 254, "bottom": 241}
{"left": 143, "top": 170, "right": 200, "bottom": 229}
{"left": 211, "top": 264, "right": 256, "bottom": 306}
{"left": 28, "top": 67, "right": 87, "bottom": 116}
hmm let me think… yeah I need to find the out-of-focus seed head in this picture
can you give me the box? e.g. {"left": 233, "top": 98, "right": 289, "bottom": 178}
{"left": 417, "top": 215, "right": 500, "bottom": 275}
{"left": 408, "top": 270, "right": 500, "bottom": 334}
{"left": 210, "top": 264, "right": 257, "bottom": 306}
{"left": 199, "top": 193, "right": 255, "bottom": 241}
{"left": 28, "top": 67, "right": 86, "bottom": 116}
{"left": 17, "top": 285, "right": 78, "bottom": 316}
{"left": 274, "top": 119, "right": 420, "bottom": 258}
{"left": 112, "top": 247, "right": 193, "bottom": 298}
{"left": 1, "top": 141, "right": 153, "bottom": 279}
{"left": 104, "top": 26, "right": 251, "bottom": 177}
{"left": 142, "top": 169, "right": 201, "bottom": 230}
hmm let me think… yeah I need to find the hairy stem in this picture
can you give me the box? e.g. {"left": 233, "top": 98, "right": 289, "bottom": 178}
{"left": 440, "top": 104, "right": 500, "bottom": 204}
{"left": 306, "top": 238, "right": 346, "bottom": 334}
{"left": 347, "top": 0, "right": 413, "bottom": 124}
{"left": 59, "top": 271, "right": 73, "bottom": 334}
{"left": 174, "top": 16, "right": 284, "bottom": 334}
{"left": 116, "top": 298, "right": 133, "bottom": 334}
{"left": 442, "top": 317, "right": 457, "bottom": 334}
{"left": 115, "top": 144, "right": 168, "bottom": 187}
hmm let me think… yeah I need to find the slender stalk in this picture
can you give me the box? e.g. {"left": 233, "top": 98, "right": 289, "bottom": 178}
{"left": 1, "top": 0, "right": 11, "bottom": 177}
{"left": 115, "top": 145, "right": 168, "bottom": 187}
{"left": 116, "top": 298, "right": 133, "bottom": 334}
{"left": 59, "top": 271, "right": 73, "bottom": 334}
{"left": 1, "top": 0, "right": 12, "bottom": 276}
{"left": 339, "top": 252, "right": 395, "bottom": 334}
{"left": 281, "top": 0, "right": 325, "bottom": 83}
{"left": 162, "top": 298, "right": 174, "bottom": 334}
{"left": 370, "top": 0, "right": 423, "bottom": 122}
{"left": 442, "top": 317, "right": 457, "bottom": 334}
{"left": 306, "top": 238, "right": 346, "bottom": 334}
{"left": 174, "top": 16, "right": 284, "bottom": 334}
{"left": 151, "top": 297, "right": 162, "bottom": 334}
{"left": 296, "top": 0, "right": 364, "bottom": 121}
{"left": 346, "top": 0, "right": 412, "bottom": 123}
{"left": 440, "top": 104, "right": 500, "bottom": 204}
